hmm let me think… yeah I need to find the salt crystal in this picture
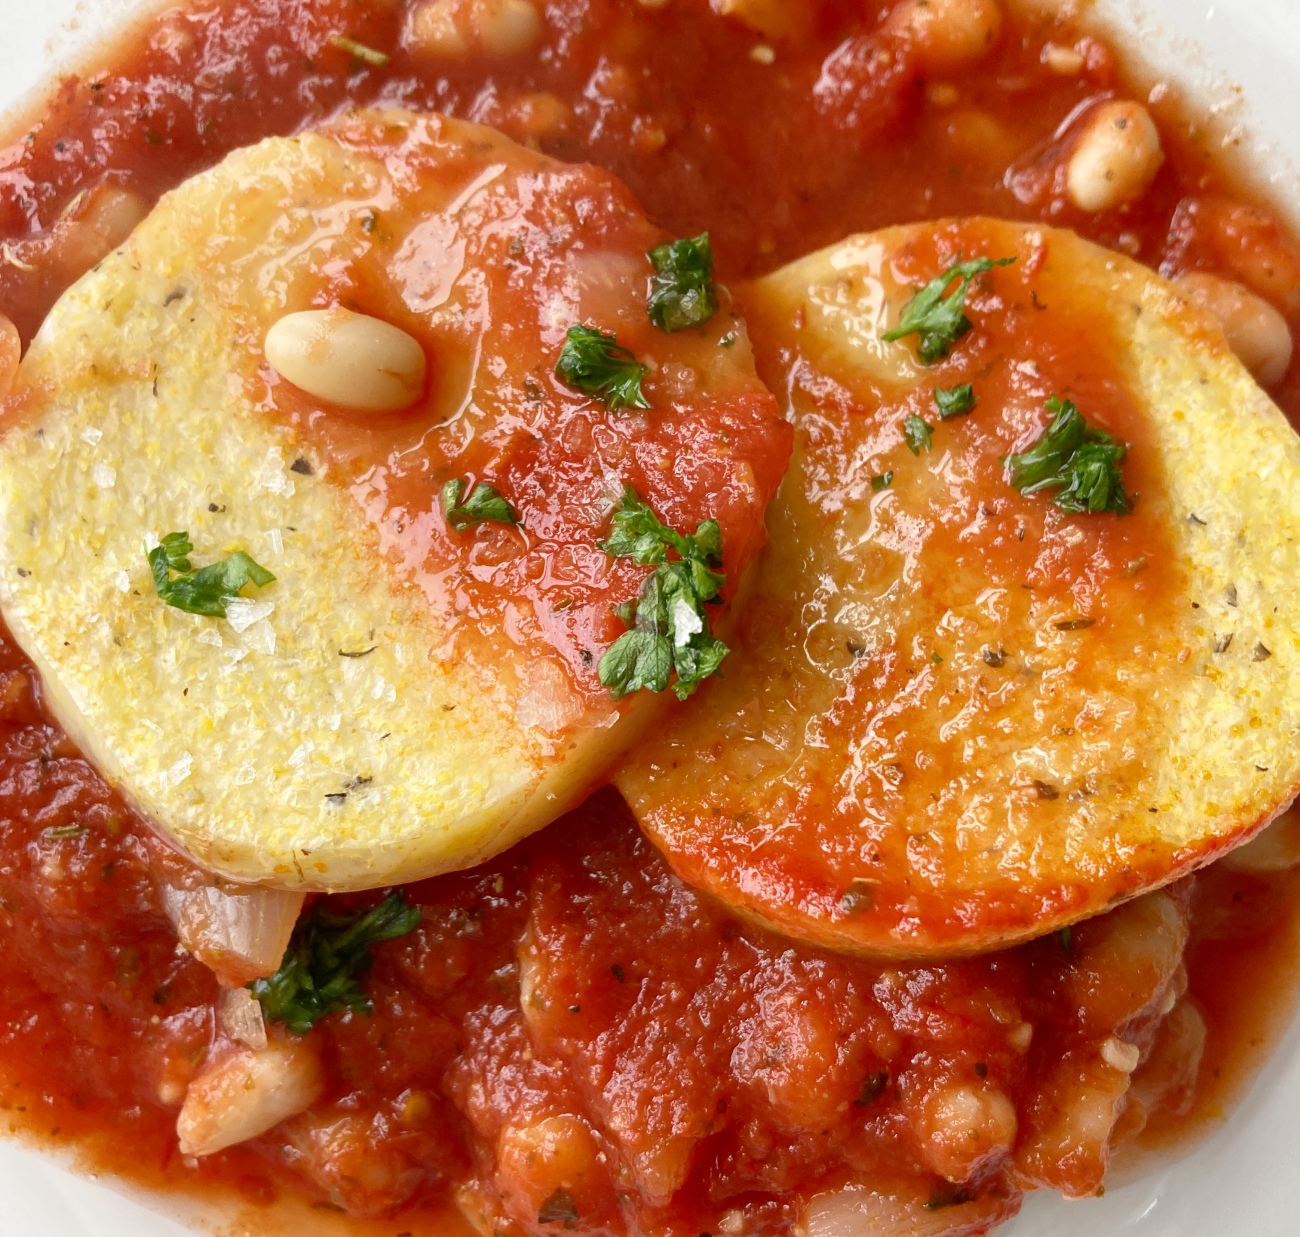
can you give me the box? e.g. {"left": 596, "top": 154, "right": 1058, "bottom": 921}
{"left": 254, "top": 447, "right": 295, "bottom": 497}
{"left": 196, "top": 627, "right": 223, "bottom": 647}
{"left": 113, "top": 570, "right": 131, "bottom": 593}
{"left": 241, "top": 618, "right": 277, "bottom": 656}
{"left": 671, "top": 596, "right": 703, "bottom": 647}
{"left": 288, "top": 741, "right": 314, "bottom": 768}
{"left": 234, "top": 761, "right": 256, "bottom": 786}
{"left": 225, "top": 597, "right": 275, "bottom": 633}
{"left": 266, "top": 527, "right": 283, "bottom": 555}
{"left": 92, "top": 462, "right": 117, "bottom": 489}
{"left": 80, "top": 426, "right": 103, "bottom": 446}
{"left": 168, "top": 752, "right": 193, "bottom": 786}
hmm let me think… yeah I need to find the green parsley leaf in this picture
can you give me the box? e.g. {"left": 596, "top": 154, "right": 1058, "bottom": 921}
{"left": 556, "top": 325, "right": 651, "bottom": 412}
{"left": 647, "top": 233, "right": 718, "bottom": 332}
{"left": 537, "top": 1188, "right": 581, "bottom": 1226}
{"left": 598, "top": 487, "right": 728, "bottom": 701}
{"left": 883, "top": 256, "right": 1015, "bottom": 364}
{"left": 903, "top": 414, "right": 934, "bottom": 455}
{"left": 1004, "top": 396, "right": 1132, "bottom": 515}
{"left": 853, "top": 1068, "right": 890, "bottom": 1107}
{"left": 923, "top": 1185, "right": 976, "bottom": 1212}
{"left": 441, "top": 478, "right": 519, "bottom": 531}
{"left": 329, "top": 35, "right": 390, "bottom": 66}
{"left": 148, "top": 532, "right": 276, "bottom": 619}
{"left": 248, "top": 891, "right": 421, "bottom": 1036}
{"left": 935, "top": 383, "right": 976, "bottom": 418}
{"left": 42, "top": 825, "right": 89, "bottom": 841}
{"left": 871, "top": 471, "right": 894, "bottom": 492}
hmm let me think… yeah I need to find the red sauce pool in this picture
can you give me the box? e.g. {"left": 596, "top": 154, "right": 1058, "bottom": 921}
{"left": 2, "top": 0, "right": 1300, "bottom": 1232}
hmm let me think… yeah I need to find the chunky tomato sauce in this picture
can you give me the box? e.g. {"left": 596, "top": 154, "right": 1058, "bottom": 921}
{"left": 2, "top": 0, "right": 1300, "bottom": 1233}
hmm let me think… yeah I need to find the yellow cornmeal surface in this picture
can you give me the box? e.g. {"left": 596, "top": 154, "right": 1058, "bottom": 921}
{"left": 619, "top": 220, "right": 1300, "bottom": 956}
{"left": 0, "top": 117, "right": 654, "bottom": 891}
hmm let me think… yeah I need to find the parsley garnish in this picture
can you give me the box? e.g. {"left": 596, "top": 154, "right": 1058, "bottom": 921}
{"left": 148, "top": 532, "right": 276, "bottom": 618}
{"left": 42, "top": 825, "right": 89, "bottom": 841}
{"left": 883, "top": 256, "right": 1014, "bottom": 363}
{"left": 537, "top": 1188, "right": 581, "bottom": 1226}
{"left": 555, "top": 325, "right": 651, "bottom": 412}
{"left": 597, "top": 487, "right": 728, "bottom": 701}
{"left": 853, "top": 1068, "right": 890, "bottom": 1107}
{"left": 871, "top": 471, "right": 894, "bottom": 492}
{"left": 903, "top": 414, "right": 934, "bottom": 455}
{"left": 248, "top": 891, "right": 421, "bottom": 1036}
{"left": 329, "top": 35, "right": 390, "bottom": 66}
{"left": 1005, "top": 396, "right": 1132, "bottom": 515}
{"left": 935, "top": 383, "right": 976, "bottom": 418}
{"left": 924, "top": 1185, "right": 976, "bottom": 1212}
{"left": 441, "top": 478, "right": 519, "bottom": 531}
{"left": 647, "top": 233, "right": 718, "bottom": 332}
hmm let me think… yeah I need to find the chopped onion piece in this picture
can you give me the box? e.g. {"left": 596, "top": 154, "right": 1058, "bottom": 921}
{"left": 218, "top": 985, "right": 268, "bottom": 1051}
{"left": 162, "top": 881, "right": 304, "bottom": 987}
{"left": 803, "top": 1182, "right": 1010, "bottom": 1237}
{"left": 177, "top": 1038, "right": 321, "bottom": 1157}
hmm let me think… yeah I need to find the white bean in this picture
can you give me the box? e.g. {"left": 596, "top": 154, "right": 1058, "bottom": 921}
{"left": 1223, "top": 804, "right": 1300, "bottom": 872}
{"left": 407, "top": 0, "right": 468, "bottom": 56}
{"left": 1013, "top": 1056, "right": 1127, "bottom": 1190}
{"left": 407, "top": 0, "right": 543, "bottom": 60}
{"left": 1127, "top": 997, "right": 1206, "bottom": 1117}
{"left": 915, "top": 1080, "right": 1017, "bottom": 1180}
{"left": 83, "top": 185, "right": 150, "bottom": 250}
{"left": 265, "top": 308, "right": 427, "bottom": 413}
{"left": 713, "top": 0, "right": 810, "bottom": 41}
{"left": 495, "top": 1114, "right": 605, "bottom": 1223}
{"left": 1065, "top": 100, "right": 1163, "bottom": 213}
{"left": 1063, "top": 890, "right": 1187, "bottom": 1033}
{"left": 48, "top": 185, "right": 151, "bottom": 284}
{"left": 1176, "top": 271, "right": 1294, "bottom": 388}
{"left": 177, "top": 1038, "right": 322, "bottom": 1156}
{"left": 478, "top": 0, "right": 543, "bottom": 56}
{"left": 884, "top": 0, "right": 1004, "bottom": 74}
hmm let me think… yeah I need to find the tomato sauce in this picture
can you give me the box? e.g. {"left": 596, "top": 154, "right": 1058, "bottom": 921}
{"left": 2, "top": 0, "right": 1300, "bottom": 1233}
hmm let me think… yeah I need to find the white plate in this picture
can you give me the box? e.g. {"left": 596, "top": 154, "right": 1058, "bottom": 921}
{"left": 2, "top": 0, "right": 1299, "bottom": 1232}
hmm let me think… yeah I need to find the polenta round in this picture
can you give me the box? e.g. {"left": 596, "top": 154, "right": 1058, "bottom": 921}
{"left": 0, "top": 109, "right": 790, "bottom": 891}
{"left": 616, "top": 218, "right": 1300, "bottom": 957}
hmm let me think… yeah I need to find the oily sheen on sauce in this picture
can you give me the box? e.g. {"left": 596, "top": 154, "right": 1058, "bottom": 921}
{"left": 2, "top": 2, "right": 1300, "bottom": 1236}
